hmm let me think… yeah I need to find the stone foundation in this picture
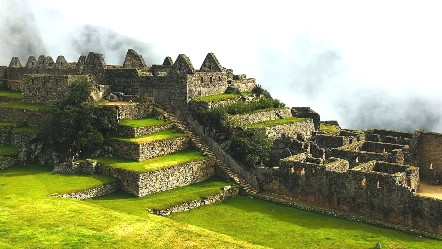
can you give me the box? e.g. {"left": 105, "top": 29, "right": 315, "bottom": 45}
{"left": 117, "top": 122, "right": 173, "bottom": 138}
{"left": 51, "top": 182, "right": 119, "bottom": 200}
{"left": 0, "top": 157, "right": 17, "bottom": 169}
{"left": 228, "top": 108, "right": 292, "bottom": 126}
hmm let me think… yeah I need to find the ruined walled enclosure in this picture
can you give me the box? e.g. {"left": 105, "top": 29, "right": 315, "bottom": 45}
{"left": 1, "top": 48, "right": 442, "bottom": 236}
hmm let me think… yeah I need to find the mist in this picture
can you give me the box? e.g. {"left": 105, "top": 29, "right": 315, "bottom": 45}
{"left": 1, "top": 0, "right": 441, "bottom": 133}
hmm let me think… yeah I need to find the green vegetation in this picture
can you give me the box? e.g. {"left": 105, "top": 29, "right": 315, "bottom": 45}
{"left": 0, "top": 145, "right": 20, "bottom": 156}
{"left": 114, "top": 129, "right": 185, "bottom": 144}
{"left": 0, "top": 101, "right": 44, "bottom": 110}
{"left": 320, "top": 123, "right": 340, "bottom": 135}
{"left": 119, "top": 117, "right": 170, "bottom": 128}
{"left": 171, "top": 195, "right": 442, "bottom": 249}
{"left": 13, "top": 126, "right": 39, "bottom": 133}
{"left": 0, "top": 90, "right": 23, "bottom": 100}
{"left": 0, "top": 165, "right": 250, "bottom": 248}
{"left": 222, "top": 97, "right": 284, "bottom": 115}
{"left": 229, "top": 129, "right": 272, "bottom": 169}
{"left": 193, "top": 93, "right": 239, "bottom": 102}
{"left": 88, "top": 179, "right": 229, "bottom": 213}
{"left": 245, "top": 117, "right": 307, "bottom": 128}
{"left": 94, "top": 149, "right": 206, "bottom": 172}
{"left": 0, "top": 122, "right": 16, "bottom": 127}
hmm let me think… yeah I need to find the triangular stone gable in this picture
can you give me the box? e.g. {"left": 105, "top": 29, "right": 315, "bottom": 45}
{"left": 163, "top": 56, "right": 173, "bottom": 66}
{"left": 172, "top": 54, "right": 195, "bottom": 74}
{"left": 37, "top": 55, "right": 46, "bottom": 67}
{"left": 25, "top": 56, "right": 37, "bottom": 68}
{"left": 55, "top": 56, "right": 68, "bottom": 68}
{"left": 36, "top": 55, "right": 54, "bottom": 68}
{"left": 123, "top": 49, "right": 147, "bottom": 69}
{"left": 77, "top": 55, "right": 87, "bottom": 66}
{"left": 9, "top": 57, "right": 22, "bottom": 68}
{"left": 200, "top": 52, "right": 223, "bottom": 72}
{"left": 85, "top": 52, "right": 106, "bottom": 69}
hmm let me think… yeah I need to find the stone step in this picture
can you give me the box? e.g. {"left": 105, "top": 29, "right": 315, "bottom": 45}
{"left": 92, "top": 150, "right": 216, "bottom": 197}
{"left": 117, "top": 117, "right": 173, "bottom": 138}
{"left": 110, "top": 129, "right": 190, "bottom": 161}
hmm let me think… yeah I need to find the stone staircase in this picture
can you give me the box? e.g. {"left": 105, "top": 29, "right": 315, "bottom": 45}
{"left": 153, "top": 106, "right": 259, "bottom": 194}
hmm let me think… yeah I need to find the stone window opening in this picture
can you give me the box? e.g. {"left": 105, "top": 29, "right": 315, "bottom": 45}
{"left": 218, "top": 76, "right": 221, "bottom": 81}
{"left": 200, "top": 77, "right": 204, "bottom": 83}
{"left": 209, "top": 76, "right": 213, "bottom": 83}
{"left": 209, "top": 65, "right": 212, "bottom": 70}
{"left": 300, "top": 168, "right": 305, "bottom": 176}
{"left": 376, "top": 181, "right": 381, "bottom": 189}
{"left": 290, "top": 167, "right": 295, "bottom": 174}
{"left": 355, "top": 157, "right": 359, "bottom": 163}
{"left": 430, "top": 163, "right": 433, "bottom": 170}
{"left": 361, "top": 178, "right": 366, "bottom": 186}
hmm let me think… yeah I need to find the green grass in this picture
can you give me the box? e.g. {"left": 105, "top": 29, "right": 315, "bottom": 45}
{"left": 13, "top": 126, "right": 39, "bottom": 133}
{"left": 241, "top": 92, "right": 253, "bottom": 97}
{"left": 245, "top": 117, "right": 307, "bottom": 128}
{"left": 193, "top": 93, "right": 239, "bottom": 102}
{"left": 320, "top": 123, "right": 340, "bottom": 135}
{"left": 0, "top": 145, "right": 20, "bottom": 156}
{"left": 0, "top": 101, "right": 45, "bottom": 110}
{"left": 0, "top": 165, "right": 253, "bottom": 248}
{"left": 113, "top": 129, "right": 186, "bottom": 144}
{"left": 0, "top": 122, "right": 16, "bottom": 127}
{"left": 94, "top": 149, "right": 207, "bottom": 172}
{"left": 87, "top": 179, "right": 230, "bottom": 213}
{"left": 119, "top": 117, "right": 170, "bottom": 128}
{"left": 0, "top": 90, "right": 23, "bottom": 100}
{"left": 171, "top": 196, "right": 442, "bottom": 249}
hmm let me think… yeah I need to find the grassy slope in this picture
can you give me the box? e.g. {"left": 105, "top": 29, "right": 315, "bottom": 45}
{"left": 0, "top": 90, "right": 23, "bottom": 100}
{"left": 95, "top": 149, "right": 206, "bottom": 172}
{"left": 119, "top": 118, "right": 170, "bottom": 128}
{"left": 193, "top": 93, "right": 239, "bottom": 102}
{"left": 0, "top": 122, "right": 16, "bottom": 127}
{"left": 113, "top": 129, "right": 185, "bottom": 144}
{"left": 0, "top": 101, "right": 45, "bottom": 110}
{"left": 245, "top": 117, "right": 307, "bottom": 128}
{"left": 171, "top": 196, "right": 442, "bottom": 249}
{"left": 87, "top": 179, "right": 229, "bottom": 213}
{"left": 0, "top": 165, "right": 260, "bottom": 248}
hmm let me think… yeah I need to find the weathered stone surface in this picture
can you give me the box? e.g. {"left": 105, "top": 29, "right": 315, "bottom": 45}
{"left": 0, "top": 156, "right": 17, "bottom": 169}
{"left": 117, "top": 122, "right": 173, "bottom": 138}
{"left": 149, "top": 186, "right": 239, "bottom": 216}
{"left": 0, "top": 108, "right": 45, "bottom": 127}
{"left": 52, "top": 182, "right": 119, "bottom": 200}
{"left": 228, "top": 107, "right": 292, "bottom": 127}
{"left": 96, "top": 158, "right": 215, "bottom": 197}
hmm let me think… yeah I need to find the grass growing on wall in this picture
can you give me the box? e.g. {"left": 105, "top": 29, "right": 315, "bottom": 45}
{"left": 94, "top": 149, "right": 206, "bottom": 172}
{"left": 0, "top": 145, "right": 20, "bottom": 156}
{"left": 245, "top": 117, "right": 307, "bottom": 128}
{"left": 320, "top": 123, "right": 340, "bottom": 135}
{"left": 0, "top": 121, "right": 16, "bottom": 127}
{"left": 87, "top": 179, "right": 229, "bottom": 214}
{"left": 192, "top": 93, "right": 239, "bottom": 102}
{"left": 0, "top": 164, "right": 252, "bottom": 248}
{"left": 171, "top": 195, "right": 442, "bottom": 249}
{"left": 119, "top": 117, "right": 170, "bottom": 128}
{"left": 114, "top": 129, "right": 186, "bottom": 144}
{"left": 0, "top": 101, "right": 45, "bottom": 110}
{"left": 0, "top": 90, "right": 23, "bottom": 100}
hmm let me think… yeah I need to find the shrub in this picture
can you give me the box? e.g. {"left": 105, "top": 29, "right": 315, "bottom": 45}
{"left": 228, "top": 129, "right": 272, "bottom": 169}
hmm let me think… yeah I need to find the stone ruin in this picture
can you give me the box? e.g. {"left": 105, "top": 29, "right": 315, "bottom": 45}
{"left": 0, "top": 49, "right": 442, "bottom": 236}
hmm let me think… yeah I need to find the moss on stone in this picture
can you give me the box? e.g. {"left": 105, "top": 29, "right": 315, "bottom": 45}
{"left": 245, "top": 117, "right": 307, "bottom": 128}
{"left": 119, "top": 117, "right": 170, "bottom": 128}
{"left": 320, "top": 123, "right": 340, "bottom": 135}
{"left": 94, "top": 149, "right": 206, "bottom": 172}
{"left": 114, "top": 129, "right": 186, "bottom": 144}
{"left": 193, "top": 93, "right": 239, "bottom": 102}
{"left": 0, "top": 101, "right": 45, "bottom": 110}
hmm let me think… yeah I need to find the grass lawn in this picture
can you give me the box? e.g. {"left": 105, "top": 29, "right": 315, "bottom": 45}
{"left": 320, "top": 123, "right": 340, "bottom": 135}
{"left": 0, "top": 145, "right": 20, "bottom": 156}
{"left": 171, "top": 196, "right": 442, "bottom": 249}
{"left": 113, "top": 129, "right": 186, "bottom": 144}
{"left": 0, "top": 164, "right": 252, "bottom": 248}
{"left": 193, "top": 93, "right": 239, "bottom": 102}
{"left": 0, "top": 90, "right": 23, "bottom": 100}
{"left": 94, "top": 149, "right": 206, "bottom": 172}
{"left": 245, "top": 117, "right": 307, "bottom": 128}
{"left": 87, "top": 179, "right": 230, "bottom": 214}
{"left": 119, "top": 117, "right": 170, "bottom": 128}
{"left": 0, "top": 101, "right": 45, "bottom": 110}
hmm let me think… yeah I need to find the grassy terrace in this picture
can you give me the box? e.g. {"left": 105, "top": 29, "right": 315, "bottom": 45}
{"left": 0, "top": 101, "right": 45, "bottom": 110}
{"left": 0, "top": 90, "right": 23, "bottom": 100}
{"left": 0, "top": 121, "right": 16, "bottom": 127}
{"left": 119, "top": 117, "right": 170, "bottom": 128}
{"left": 112, "top": 129, "right": 185, "bottom": 144}
{"left": 13, "top": 126, "right": 40, "bottom": 133}
{"left": 0, "top": 165, "right": 248, "bottom": 248}
{"left": 192, "top": 93, "right": 239, "bottom": 102}
{"left": 320, "top": 123, "right": 340, "bottom": 135}
{"left": 0, "top": 145, "right": 20, "bottom": 157}
{"left": 245, "top": 117, "right": 307, "bottom": 128}
{"left": 88, "top": 179, "right": 229, "bottom": 213}
{"left": 94, "top": 149, "right": 206, "bottom": 172}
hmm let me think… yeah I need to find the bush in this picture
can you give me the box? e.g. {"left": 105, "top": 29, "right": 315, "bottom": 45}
{"left": 228, "top": 129, "right": 272, "bottom": 169}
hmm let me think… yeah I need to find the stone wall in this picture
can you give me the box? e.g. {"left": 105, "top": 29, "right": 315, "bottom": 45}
{"left": 51, "top": 182, "right": 119, "bottom": 200}
{"left": 117, "top": 122, "right": 173, "bottom": 138}
{"left": 250, "top": 119, "right": 315, "bottom": 141}
{"left": 0, "top": 108, "right": 45, "bottom": 127}
{"left": 330, "top": 148, "right": 392, "bottom": 168}
{"left": 110, "top": 136, "right": 190, "bottom": 161}
{"left": 413, "top": 130, "right": 442, "bottom": 184}
{"left": 229, "top": 78, "right": 256, "bottom": 92}
{"left": 366, "top": 129, "right": 413, "bottom": 145}
{"left": 149, "top": 186, "right": 239, "bottom": 216}
{"left": 0, "top": 66, "right": 6, "bottom": 88}
{"left": 0, "top": 157, "right": 17, "bottom": 169}
{"left": 361, "top": 141, "right": 406, "bottom": 153}
{"left": 104, "top": 68, "right": 141, "bottom": 95}
{"left": 187, "top": 72, "right": 228, "bottom": 98}
{"left": 316, "top": 135, "right": 349, "bottom": 148}
{"left": 228, "top": 107, "right": 292, "bottom": 126}
{"left": 141, "top": 75, "right": 189, "bottom": 112}
{"left": 257, "top": 158, "right": 442, "bottom": 235}
{"left": 96, "top": 159, "right": 215, "bottom": 197}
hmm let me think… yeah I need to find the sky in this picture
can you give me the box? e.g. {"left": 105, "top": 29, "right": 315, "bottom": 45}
{"left": 1, "top": 0, "right": 442, "bottom": 132}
